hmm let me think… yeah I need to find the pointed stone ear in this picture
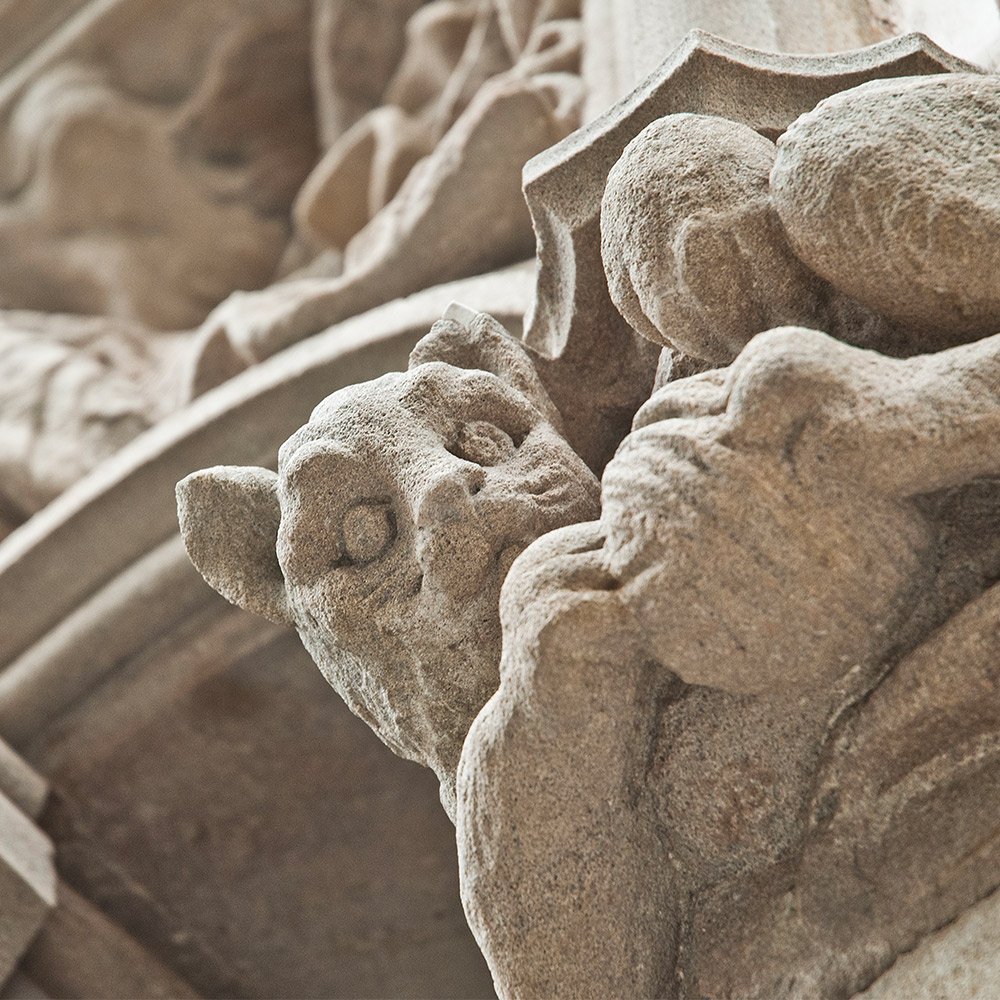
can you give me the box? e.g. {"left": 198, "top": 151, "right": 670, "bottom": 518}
{"left": 176, "top": 466, "right": 294, "bottom": 626}
{"left": 409, "top": 302, "right": 564, "bottom": 431}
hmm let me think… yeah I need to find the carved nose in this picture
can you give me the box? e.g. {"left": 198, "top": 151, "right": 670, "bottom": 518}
{"left": 415, "top": 470, "right": 479, "bottom": 531}
{"left": 414, "top": 471, "right": 492, "bottom": 599}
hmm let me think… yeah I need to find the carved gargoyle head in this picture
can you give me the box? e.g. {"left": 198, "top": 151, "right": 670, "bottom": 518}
{"left": 177, "top": 306, "right": 600, "bottom": 816}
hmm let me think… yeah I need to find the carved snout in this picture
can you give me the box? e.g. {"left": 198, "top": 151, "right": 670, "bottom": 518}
{"left": 415, "top": 470, "right": 496, "bottom": 603}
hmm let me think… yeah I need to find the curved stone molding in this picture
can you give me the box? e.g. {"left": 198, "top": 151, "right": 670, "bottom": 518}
{"left": 0, "top": 790, "right": 55, "bottom": 983}
{"left": 0, "top": 266, "right": 530, "bottom": 999}
{"left": 0, "top": 264, "right": 533, "bottom": 694}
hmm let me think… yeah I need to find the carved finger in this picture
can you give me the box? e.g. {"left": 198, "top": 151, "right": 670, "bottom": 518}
{"left": 633, "top": 367, "right": 730, "bottom": 430}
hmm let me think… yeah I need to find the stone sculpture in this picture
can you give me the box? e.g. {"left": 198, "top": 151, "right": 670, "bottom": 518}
{"left": 1, "top": 0, "right": 999, "bottom": 993}
{"left": 600, "top": 113, "right": 894, "bottom": 362}
{"left": 176, "top": 40, "right": 1000, "bottom": 999}
{"left": 187, "top": 0, "right": 585, "bottom": 392}
{"left": 455, "top": 68, "right": 1000, "bottom": 998}
{"left": 178, "top": 307, "right": 599, "bottom": 818}
{"left": 517, "top": 31, "right": 974, "bottom": 474}
{"left": 459, "top": 326, "right": 1000, "bottom": 998}
{"left": 771, "top": 73, "right": 1000, "bottom": 340}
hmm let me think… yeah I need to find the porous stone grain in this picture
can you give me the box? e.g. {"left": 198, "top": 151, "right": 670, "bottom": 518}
{"left": 771, "top": 72, "right": 1000, "bottom": 341}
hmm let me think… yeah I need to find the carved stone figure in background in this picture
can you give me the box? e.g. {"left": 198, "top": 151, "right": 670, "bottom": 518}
{"left": 177, "top": 307, "right": 599, "bottom": 816}
{"left": 0, "top": 0, "right": 584, "bottom": 540}
{"left": 188, "top": 0, "right": 585, "bottom": 389}
{"left": 0, "top": 1, "right": 317, "bottom": 329}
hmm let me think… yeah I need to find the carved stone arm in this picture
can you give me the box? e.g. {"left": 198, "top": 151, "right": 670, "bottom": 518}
{"left": 712, "top": 326, "right": 1000, "bottom": 500}
{"left": 457, "top": 522, "right": 678, "bottom": 1000}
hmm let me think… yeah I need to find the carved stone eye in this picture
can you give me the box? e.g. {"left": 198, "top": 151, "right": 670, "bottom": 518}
{"left": 448, "top": 420, "right": 518, "bottom": 467}
{"left": 342, "top": 501, "right": 396, "bottom": 565}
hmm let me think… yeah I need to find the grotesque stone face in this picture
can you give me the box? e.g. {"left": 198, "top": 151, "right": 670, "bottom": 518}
{"left": 276, "top": 361, "right": 600, "bottom": 791}
{"left": 177, "top": 321, "right": 601, "bottom": 815}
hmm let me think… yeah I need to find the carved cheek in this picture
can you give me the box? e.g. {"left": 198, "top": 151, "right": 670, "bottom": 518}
{"left": 277, "top": 510, "right": 344, "bottom": 587}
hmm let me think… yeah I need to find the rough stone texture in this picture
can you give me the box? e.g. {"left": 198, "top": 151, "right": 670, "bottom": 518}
{"left": 606, "top": 328, "right": 1000, "bottom": 695}
{"left": 772, "top": 73, "right": 1000, "bottom": 341}
{"left": 600, "top": 114, "right": 839, "bottom": 362}
{"left": 178, "top": 308, "right": 600, "bottom": 817}
{"left": 523, "top": 31, "right": 974, "bottom": 360}
{"left": 177, "top": 31, "right": 1000, "bottom": 1000}
{"left": 0, "top": 264, "right": 535, "bottom": 693}
{"left": 0, "top": 266, "right": 533, "bottom": 998}
{"left": 0, "top": 1, "right": 580, "bottom": 527}
{"left": 3, "top": 3, "right": 1000, "bottom": 997}
{"left": 599, "top": 97, "right": 993, "bottom": 364}
{"left": 857, "top": 883, "right": 1000, "bottom": 998}
{"left": 520, "top": 32, "right": 974, "bottom": 471}
{"left": 459, "top": 326, "right": 1000, "bottom": 998}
